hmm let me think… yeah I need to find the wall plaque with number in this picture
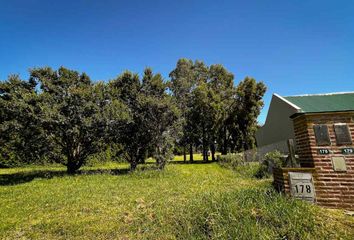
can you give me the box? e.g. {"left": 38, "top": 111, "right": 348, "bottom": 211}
{"left": 288, "top": 172, "right": 315, "bottom": 202}
{"left": 342, "top": 148, "right": 354, "bottom": 155}
{"left": 318, "top": 149, "right": 330, "bottom": 155}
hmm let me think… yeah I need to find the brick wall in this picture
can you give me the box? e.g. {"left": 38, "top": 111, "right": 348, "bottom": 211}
{"left": 293, "top": 116, "right": 314, "bottom": 168}
{"left": 292, "top": 112, "right": 354, "bottom": 209}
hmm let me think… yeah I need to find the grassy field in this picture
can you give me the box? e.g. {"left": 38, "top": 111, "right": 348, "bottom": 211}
{"left": 0, "top": 161, "right": 353, "bottom": 239}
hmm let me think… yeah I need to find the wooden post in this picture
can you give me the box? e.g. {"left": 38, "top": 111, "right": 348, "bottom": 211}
{"left": 287, "top": 139, "right": 296, "bottom": 167}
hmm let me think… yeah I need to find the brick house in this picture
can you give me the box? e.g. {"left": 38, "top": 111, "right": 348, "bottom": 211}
{"left": 265, "top": 92, "right": 354, "bottom": 209}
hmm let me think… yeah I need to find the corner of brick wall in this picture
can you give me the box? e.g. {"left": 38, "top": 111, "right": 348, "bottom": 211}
{"left": 291, "top": 113, "right": 354, "bottom": 210}
{"left": 273, "top": 167, "right": 287, "bottom": 193}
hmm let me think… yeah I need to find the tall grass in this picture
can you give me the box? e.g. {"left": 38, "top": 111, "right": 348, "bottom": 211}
{"left": 168, "top": 189, "right": 353, "bottom": 239}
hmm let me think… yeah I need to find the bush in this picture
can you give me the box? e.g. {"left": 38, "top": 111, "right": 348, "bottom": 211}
{"left": 217, "top": 153, "right": 244, "bottom": 169}
{"left": 0, "top": 146, "right": 54, "bottom": 168}
{"left": 218, "top": 154, "right": 264, "bottom": 179}
{"left": 173, "top": 144, "right": 184, "bottom": 156}
{"left": 86, "top": 144, "right": 126, "bottom": 166}
{"left": 234, "top": 162, "right": 263, "bottom": 178}
{"left": 256, "top": 150, "right": 284, "bottom": 178}
{"left": 0, "top": 151, "right": 16, "bottom": 168}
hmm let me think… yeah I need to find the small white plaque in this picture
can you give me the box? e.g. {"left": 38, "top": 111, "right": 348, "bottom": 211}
{"left": 332, "top": 156, "right": 347, "bottom": 172}
{"left": 288, "top": 172, "right": 316, "bottom": 202}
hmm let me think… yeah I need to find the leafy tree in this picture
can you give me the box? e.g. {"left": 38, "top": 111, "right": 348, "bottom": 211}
{"left": 170, "top": 59, "right": 266, "bottom": 157}
{"left": 169, "top": 59, "right": 195, "bottom": 161}
{"left": 30, "top": 67, "right": 129, "bottom": 173}
{"left": 141, "top": 69, "right": 180, "bottom": 168}
{"left": 228, "top": 77, "right": 266, "bottom": 151}
{"left": 207, "top": 64, "right": 234, "bottom": 156}
{"left": 110, "top": 68, "right": 179, "bottom": 170}
{"left": 170, "top": 59, "right": 209, "bottom": 161}
{"left": 0, "top": 75, "right": 52, "bottom": 167}
{"left": 189, "top": 82, "right": 219, "bottom": 161}
{"left": 109, "top": 71, "right": 145, "bottom": 169}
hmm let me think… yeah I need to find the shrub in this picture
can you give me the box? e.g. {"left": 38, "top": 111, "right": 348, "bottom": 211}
{"left": 265, "top": 150, "right": 285, "bottom": 168}
{"left": 0, "top": 147, "right": 54, "bottom": 168}
{"left": 234, "top": 162, "right": 263, "bottom": 178}
{"left": 218, "top": 154, "right": 264, "bottom": 178}
{"left": 86, "top": 144, "right": 126, "bottom": 166}
{"left": 217, "top": 153, "right": 244, "bottom": 169}
{"left": 256, "top": 150, "right": 284, "bottom": 178}
{"left": 0, "top": 150, "right": 17, "bottom": 168}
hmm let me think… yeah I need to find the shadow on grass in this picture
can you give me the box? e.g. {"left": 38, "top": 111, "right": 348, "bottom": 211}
{"left": 0, "top": 161, "right": 216, "bottom": 186}
{"left": 0, "top": 170, "right": 67, "bottom": 186}
{"left": 169, "top": 160, "right": 218, "bottom": 164}
{"left": 0, "top": 166, "right": 164, "bottom": 186}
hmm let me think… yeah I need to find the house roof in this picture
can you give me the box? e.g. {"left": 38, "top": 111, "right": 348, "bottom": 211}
{"left": 282, "top": 92, "right": 354, "bottom": 114}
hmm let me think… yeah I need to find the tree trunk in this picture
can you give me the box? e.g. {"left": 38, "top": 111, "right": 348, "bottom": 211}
{"left": 222, "top": 126, "right": 228, "bottom": 155}
{"left": 202, "top": 126, "right": 208, "bottom": 162}
{"left": 189, "top": 143, "right": 194, "bottom": 162}
{"left": 156, "top": 156, "right": 166, "bottom": 170}
{"left": 66, "top": 144, "right": 85, "bottom": 174}
{"left": 183, "top": 146, "right": 186, "bottom": 162}
{"left": 66, "top": 158, "right": 81, "bottom": 174}
{"left": 202, "top": 146, "right": 208, "bottom": 162}
{"left": 130, "top": 161, "right": 138, "bottom": 171}
{"left": 211, "top": 143, "right": 216, "bottom": 161}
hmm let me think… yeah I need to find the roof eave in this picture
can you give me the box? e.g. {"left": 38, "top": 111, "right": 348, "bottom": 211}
{"left": 273, "top": 93, "right": 302, "bottom": 111}
{"left": 290, "top": 110, "right": 354, "bottom": 119}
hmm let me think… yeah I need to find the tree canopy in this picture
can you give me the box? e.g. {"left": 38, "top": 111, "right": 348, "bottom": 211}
{"left": 169, "top": 59, "right": 266, "bottom": 161}
{"left": 0, "top": 60, "right": 266, "bottom": 171}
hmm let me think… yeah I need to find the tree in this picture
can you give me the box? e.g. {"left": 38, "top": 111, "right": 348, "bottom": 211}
{"left": 30, "top": 67, "right": 129, "bottom": 173}
{"left": 170, "top": 59, "right": 266, "bottom": 157}
{"left": 170, "top": 59, "right": 209, "bottom": 161}
{"left": 207, "top": 64, "right": 235, "bottom": 156}
{"left": 0, "top": 75, "right": 48, "bottom": 167}
{"left": 228, "top": 77, "right": 266, "bottom": 151}
{"left": 141, "top": 69, "right": 180, "bottom": 169}
{"left": 110, "top": 68, "right": 179, "bottom": 170}
{"left": 169, "top": 59, "right": 195, "bottom": 161}
{"left": 189, "top": 82, "right": 219, "bottom": 161}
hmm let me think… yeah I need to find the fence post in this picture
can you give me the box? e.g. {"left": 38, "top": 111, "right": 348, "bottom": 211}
{"left": 287, "top": 139, "right": 296, "bottom": 167}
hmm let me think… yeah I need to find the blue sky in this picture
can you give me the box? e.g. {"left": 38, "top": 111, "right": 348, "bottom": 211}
{"left": 1, "top": 0, "right": 354, "bottom": 123}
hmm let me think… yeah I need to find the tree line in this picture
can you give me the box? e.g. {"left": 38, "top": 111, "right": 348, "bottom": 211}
{"left": 0, "top": 59, "right": 266, "bottom": 173}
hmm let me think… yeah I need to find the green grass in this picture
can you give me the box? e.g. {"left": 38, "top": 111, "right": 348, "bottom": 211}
{"left": 0, "top": 161, "right": 353, "bottom": 239}
{"left": 144, "top": 153, "right": 212, "bottom": 163}
{"left": 172, "top": 153, "right": 221, "bottom": 161}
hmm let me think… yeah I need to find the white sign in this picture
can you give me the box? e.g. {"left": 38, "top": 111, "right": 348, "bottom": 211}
{"left": 288, "top": 172, "right": 315, "bottom": 202}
